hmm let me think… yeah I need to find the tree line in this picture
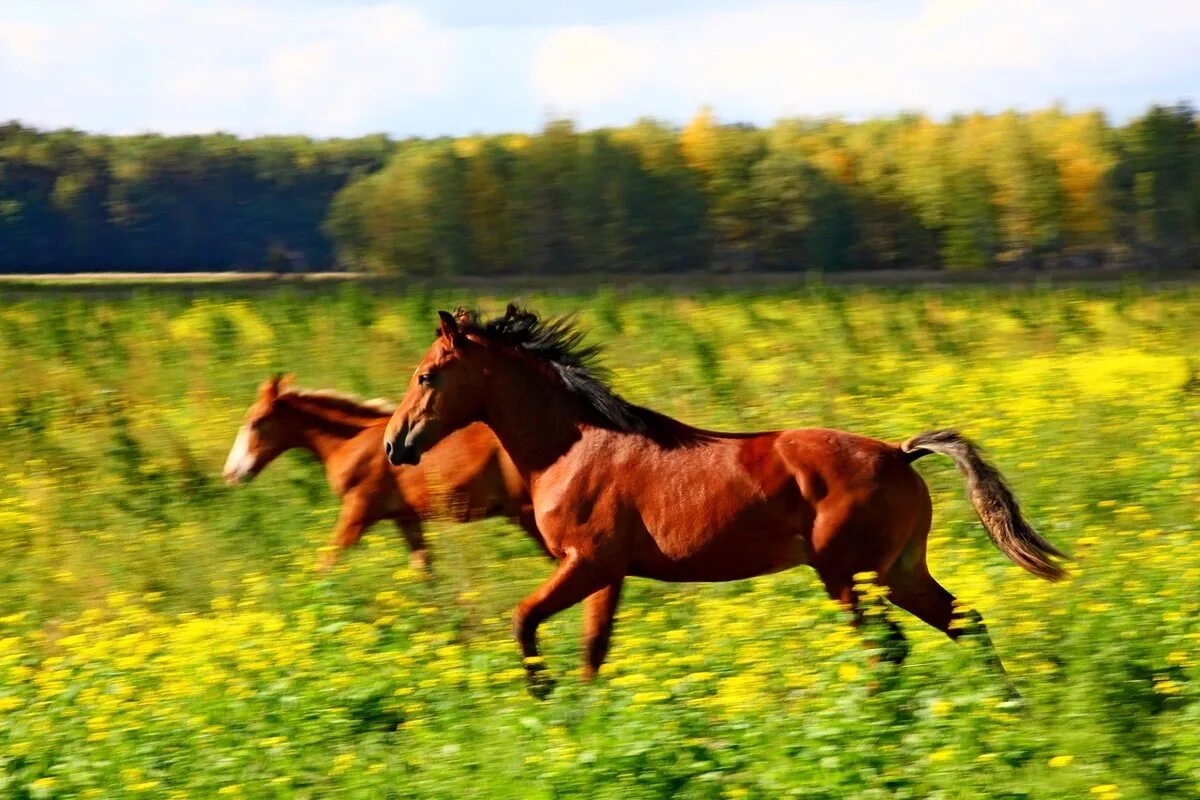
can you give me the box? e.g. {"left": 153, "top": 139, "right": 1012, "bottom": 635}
{"left": 0, "top": 124, "right": 392, "bottom": 272}
{"left": 2, "top": 105, "right": 1197, "bottom": 274}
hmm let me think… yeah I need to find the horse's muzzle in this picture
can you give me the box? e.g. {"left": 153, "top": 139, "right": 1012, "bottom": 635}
{"left": 385, "top": 422, "right": 423, "bottom": 466}
{"left": 385, "top": 439, "right": 420, "bottom": 467}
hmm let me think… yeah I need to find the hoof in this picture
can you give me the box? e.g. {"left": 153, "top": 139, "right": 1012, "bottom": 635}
{"left": 865, "top": 669, "right": 902, "bottom": 697}
{"left": 998, "top": 685, "right": 1025, "bottom": 710}
{"left": 409, "top": 551, "right": 432, "bottom": 575}
{"left": 525, "top": 666, "right": 557, "bottom": 700}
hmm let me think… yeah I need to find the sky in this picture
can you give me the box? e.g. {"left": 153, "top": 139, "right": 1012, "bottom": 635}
{"left": 1, "top": 0, "right": 1198, "bottom": 138}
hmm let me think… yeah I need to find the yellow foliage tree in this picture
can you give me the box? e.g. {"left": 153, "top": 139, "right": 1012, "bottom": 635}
{"left": 680, "top": 106, "right": 721, "bottom": 179}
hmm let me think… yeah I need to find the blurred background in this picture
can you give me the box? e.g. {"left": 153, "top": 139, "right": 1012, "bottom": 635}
{"left": 1, "top": 1, "right": 1199, "bottom": 276}
{"left": 1, "top": 2, "right": 1199, "bottom": 799}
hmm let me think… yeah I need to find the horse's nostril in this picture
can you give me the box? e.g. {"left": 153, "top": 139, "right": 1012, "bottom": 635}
{"left": 385, "top": 440, "right": 393, "bottom": 458}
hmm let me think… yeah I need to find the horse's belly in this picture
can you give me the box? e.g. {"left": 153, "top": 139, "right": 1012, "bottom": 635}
{"left": 629, "top": 512, "right": 811, "bottom": 583}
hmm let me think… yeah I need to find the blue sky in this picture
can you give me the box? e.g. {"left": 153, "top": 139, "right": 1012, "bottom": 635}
{"left": 1, "top": 0, "right": 1197, "bottom": 138}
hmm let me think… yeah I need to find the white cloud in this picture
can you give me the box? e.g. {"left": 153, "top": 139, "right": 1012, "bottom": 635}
{"left": 0, "top": 19, "right": 53, "bottom": 72}
{"left": 531, "top": 0, "right": 1200, "bottom": 125}
{"left": 1, "top": 1, "right": 1197, "bottom": 137}
{"left": 532, "top": 27, "right": 649, "bottom": 110}
{"left": 0, "top": 1, "right": 458, "bottom": 136}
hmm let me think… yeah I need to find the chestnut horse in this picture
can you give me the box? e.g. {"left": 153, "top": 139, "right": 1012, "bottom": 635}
{"left": 383, "top": 307, "right": 1067, "bottom": 696}
{"left": 224, "top": 374, "right": 537, "bottom": 570}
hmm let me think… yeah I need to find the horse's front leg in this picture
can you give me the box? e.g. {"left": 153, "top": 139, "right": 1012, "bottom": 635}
{"left": 512, "top": 547, "right": 609, "bottom": 698}
{"left": 318, "top": 496, "right": 369, "bottom": 570}
{"left": 394, "top": 517, "right": 431, "bottom": 573}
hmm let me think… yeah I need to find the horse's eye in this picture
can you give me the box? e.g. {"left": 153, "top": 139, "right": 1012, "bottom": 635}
{"left": 418, "top": 373, "right": 433, "bottom": 387}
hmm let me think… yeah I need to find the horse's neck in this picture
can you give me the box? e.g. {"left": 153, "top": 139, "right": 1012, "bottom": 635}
{"left": 481, "top": 362, "right": 586, "bottom": 478}
{"left": 283, "top": 402, "right": 373, "bottom": 464}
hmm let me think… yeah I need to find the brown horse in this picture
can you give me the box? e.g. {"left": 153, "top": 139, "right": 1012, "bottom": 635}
{"left": 383, "top": 307, "right": 1067, "bottom": 696}
{"left": 224, "top": 374, "right": 537, "bottom": 570}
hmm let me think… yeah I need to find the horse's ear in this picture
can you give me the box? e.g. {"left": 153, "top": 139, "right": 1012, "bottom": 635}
{"left": 438, "top": 310, "right": 462, "bottom": 347}
{"left": 260, "top": 373, "right": 284, "bottom": 402}
{"left": 505, "top": 302, "right": 519, "bottom": 318}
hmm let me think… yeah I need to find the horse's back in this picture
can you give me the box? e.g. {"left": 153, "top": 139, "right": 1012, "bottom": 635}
{"left": 332, "top": 423, "right": 409, "bottom": 514}
{"left": 775, "top": 428, "right": 910, "bottom": 485}
{"left": 772, "top": 427, "right": 927, "bottom": 515}
{"left": 586, "top": 426, "right": 927, "bottom": 581}
{"left": 637, "top": 426, "right": 911, "bottom": 504}
{"left": 419, "top": 422, "right": 526, "bottom": 519}
{"left": 335, "top": 421, "right": 525, "bottom": 521}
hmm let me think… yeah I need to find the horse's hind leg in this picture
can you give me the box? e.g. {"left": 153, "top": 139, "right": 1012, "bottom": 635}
{"left": 813, "top": 510, "right": 912, "bottom": 671}
{"left": 582, "top": 578, "right": 624, "bottom": 680}
{"left": 822, "top": 578, "right": 910, "bottom": 670}
{"left": 885, "top": 563, "right": 1019, "bottom": 698}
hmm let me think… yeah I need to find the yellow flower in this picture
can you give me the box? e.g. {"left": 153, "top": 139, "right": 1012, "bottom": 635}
{"left": 331, "top": 753, "right": 357, "bottom": 775}
{"left": 30, "top": 777, "right": 57, "bottom": 793}
{"left": 1049, "top": 755, "right": 1075, "bottom": 768}
{"left": 631, "top": 691, "right": 670, "bottom": 704}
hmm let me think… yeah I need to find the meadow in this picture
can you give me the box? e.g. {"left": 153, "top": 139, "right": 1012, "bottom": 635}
{"left": 0, "top": 283, "right": 1197, "bottom": 799}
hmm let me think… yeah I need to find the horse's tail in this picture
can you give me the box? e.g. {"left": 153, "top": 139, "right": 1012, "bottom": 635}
{"left": 901, "top": 429, "right": 1067, "bottom": 581}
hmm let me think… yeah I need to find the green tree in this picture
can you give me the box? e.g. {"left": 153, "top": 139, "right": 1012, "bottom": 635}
{"left": 748, "top": 149, "right": 856, "bottom": 270}
{"left": 1113, "top": 104, "right": 1199, "bottom": 264}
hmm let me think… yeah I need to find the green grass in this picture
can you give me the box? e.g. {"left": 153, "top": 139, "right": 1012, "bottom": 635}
{"left": 0, "top": 284, "right": 1197, "bottom": 798}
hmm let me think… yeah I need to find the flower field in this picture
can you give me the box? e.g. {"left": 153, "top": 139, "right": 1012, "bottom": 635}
{"left": 0, "top": 284, "right": 1197, "bottom": 798}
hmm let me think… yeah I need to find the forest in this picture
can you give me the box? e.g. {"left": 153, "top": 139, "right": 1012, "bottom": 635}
{"left": 1, "top": 104, "right": 1197, "bottom": 274}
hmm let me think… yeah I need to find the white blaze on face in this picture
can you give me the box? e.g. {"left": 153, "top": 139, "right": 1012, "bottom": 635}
{"left": 223, "top": 424, "right": 257, "bottom": 483}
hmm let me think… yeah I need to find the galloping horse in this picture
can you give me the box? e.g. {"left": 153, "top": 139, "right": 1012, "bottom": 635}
{"left": 383, "top": 307, "right": 1067, "bottom": 695}
{"left": 224, "top": 374, "right": 537, "bottom": 570}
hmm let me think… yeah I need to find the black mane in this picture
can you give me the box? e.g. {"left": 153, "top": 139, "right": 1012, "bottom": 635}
{"left": 454, "top": 306, "right": 708, "bottom": 448}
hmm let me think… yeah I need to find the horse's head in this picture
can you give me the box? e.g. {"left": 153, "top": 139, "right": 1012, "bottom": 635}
{"left": 223, "top": 373, "right": 294, "bottom": 484}
{"left": 385, "top": 310, "right": 489, "bottom": 466}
